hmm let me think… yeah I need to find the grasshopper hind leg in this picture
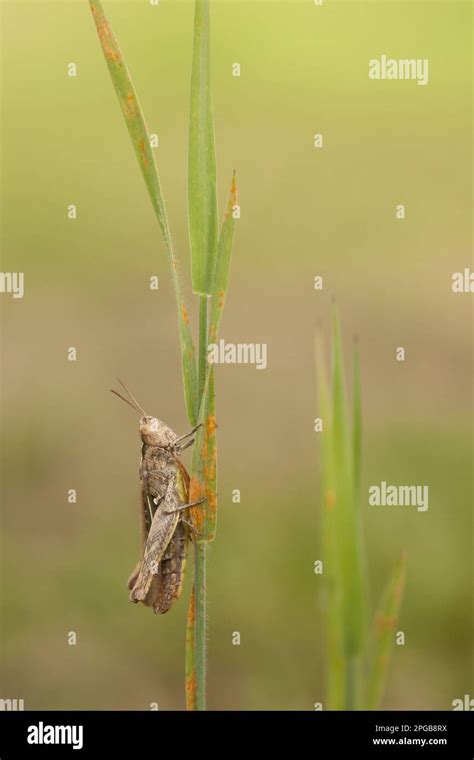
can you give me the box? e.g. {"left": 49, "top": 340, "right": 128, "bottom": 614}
{"left": 153, "top": 523, "right": 189, "bottom": 614}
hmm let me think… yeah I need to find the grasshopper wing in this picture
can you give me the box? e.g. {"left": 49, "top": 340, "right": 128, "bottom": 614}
{"left": 152, "top": 465, "right": 191, "bottom": 614}
{"left": 129, "top": 481, "right": 179, "bottom": 604}
{"left": 127, "top": 489, "right": 161, "bottom": 607}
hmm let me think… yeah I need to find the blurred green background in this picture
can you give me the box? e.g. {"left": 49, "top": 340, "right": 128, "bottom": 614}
{"left": 1, "top": 0, "right": 472, "bottom": 709}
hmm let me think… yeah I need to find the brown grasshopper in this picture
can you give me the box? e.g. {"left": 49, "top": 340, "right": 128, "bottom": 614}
{"left": 111, "top": 381, "right": 204, "bottom": 614}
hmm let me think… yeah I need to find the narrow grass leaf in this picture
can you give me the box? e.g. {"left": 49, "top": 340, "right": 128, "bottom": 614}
{"left": 209, "top": 171, "right": 237, "bottom": 343}
{"left": 89, "top": 0, "right": 198, "bottom": 424}
{"left": 187, "top": 172, "right": 237, "bottom": 541}
{"left": 352, "top": 341, "right": 362, "bottom": 502}
{"left": 188, "top": 0, "right": 218, "bottom": 295}
{"left": 331, "top": 307, "right": 366, "bottom": 707}
{"left": 185, "top": 586, "right": 197, "bottom": 710}
{"left": 366, "top": 554, "right": 406, "bottom": 709}
{"left": 352, "top": 339, "right": 371, "bottom": 641}
{"left": 315, "top": 329, "right": 345, "bottom": 709}
{"left": 189, "top": 370, "right": 217, "bottom": 541}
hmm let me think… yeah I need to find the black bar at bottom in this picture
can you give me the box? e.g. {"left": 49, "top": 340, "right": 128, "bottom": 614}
{"left": 0, "top": 710, "right": 472, "bottom": 757}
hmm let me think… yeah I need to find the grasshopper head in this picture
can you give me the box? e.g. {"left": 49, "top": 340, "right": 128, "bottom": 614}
{"left": 111, "top": 383, "right": 177, "bottom": 448}
{"left": 140, "top": 416, "right": 176, "bottom": 448}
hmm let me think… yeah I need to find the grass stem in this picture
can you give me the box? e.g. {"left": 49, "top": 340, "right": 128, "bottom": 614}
{"left": 189, "top": 293, "right": 210, "bottom": 710}
{"left": 193, "top": 542, "right": 207, "bottom": 710}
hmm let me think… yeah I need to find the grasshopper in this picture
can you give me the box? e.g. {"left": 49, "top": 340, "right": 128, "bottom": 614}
{"left": 111, "top": 381, "right": 204, "bottom": 614}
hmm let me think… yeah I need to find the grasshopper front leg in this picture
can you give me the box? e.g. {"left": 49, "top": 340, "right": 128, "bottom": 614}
{"left": 173, "top": 424, "right": 202, "bottom": 446}
{"left": 177, "top": 437, "right": 196, "bottom": 452}
{"left": 164, "top": 497, "right": 207, "bottom": 515}
{"left": 181, "top": 517, "right": 202, "bottom": 536}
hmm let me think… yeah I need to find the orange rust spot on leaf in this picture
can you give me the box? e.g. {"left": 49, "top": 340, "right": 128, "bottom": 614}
{"left": 189, "top": 475, "right": 204, "bottom": 501}
{"left": 208, "top": 461, "right": 216, "bottom": 482}
{"left": 206, "top": 414, "right": 217, "bottom": 436}
{"left": 187, "top": 586, "right": 196, "bottom": 626}
{"left": 181, "top": 302, "right": 189, "bottom": 326}
{"left": 224, "top": 173, "right": 238, "bottom": 220}
{"left": 124, "top": 91, "right": 137, "bottom": 118}
{"left": 186, "top": 676, "right": 197, "bottom": 710}
{"left": 105, "top": 46, "right": 120, "bottom": 63}
{"left": 375, "top": 614, "right": 396, "bottom": 636}
{"left": 190, "top": 505, "right": 204, "bottom": 533}
{"left": 138, "top": 138, "right": 149, "bottom": 167}
{"left": 206, "top": 489, "right": 217, "bottom": 511}
{"left": 92, "top": 9, "right": 121, "bottom": 64}
{"left": 326, "top": 489, "right": 336, "bottom": 510}
{"left": 185, "top": 587, "right": 197, "bottom": 710}
{"left": 394, "top": 576, "right": 405, "bottom": 603}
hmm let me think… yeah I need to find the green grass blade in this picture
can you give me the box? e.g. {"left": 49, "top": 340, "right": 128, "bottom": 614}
{"left": 209, "top": 172, "right": 237, "bottom": 343}
{"left": 188, "top": 0, "right": 218, "bottom": 295}
{"left": 185, "top": 586, "right": 197, "bottom": 710}
{"left": 89, "top": 0, "right": 198, "bottom": 424}
{"left": 90, "top": 0, "right": 169, "bottom": 246}
{"left": 192, "top": 541, "right": 207, "bottom": 709}
{"left": 366, "top": 554, "right": 407, "bottom": 709}
{"left": 352, "top": 339, "right": 371, "bottom": 658}
{"left": 198, "top": 170, "right": 237, "bottom": 412}
{"left": 187, "top": 173, "right": 236, "bottom": 542}
{"left": 331, "top": 307, "right": 367, "bottom": 708}
{"left": 352, "top": 341, "right": 362, "bottom": 502}
{"left": 189, "top": 369, "right": 217, "bottom": 542}
{"left": 315, "top": 329, "right": 345, "bottom": 709}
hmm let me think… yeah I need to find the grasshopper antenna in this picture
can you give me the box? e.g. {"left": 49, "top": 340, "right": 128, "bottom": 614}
{"left": 117, "top": 378, "right": 148, "bottom": 417}
{"left": 111, "top": 388, "right": 141, "bottom": 414}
